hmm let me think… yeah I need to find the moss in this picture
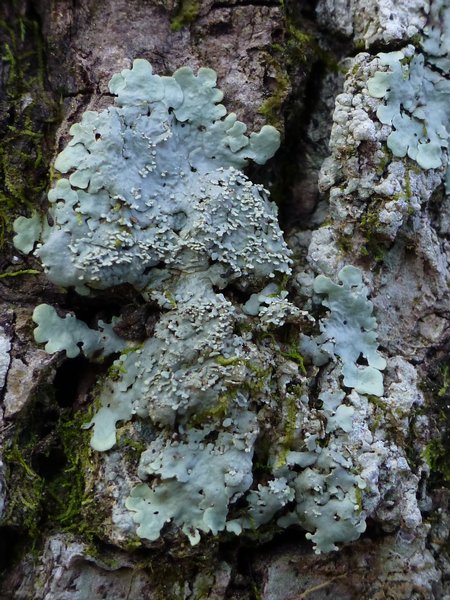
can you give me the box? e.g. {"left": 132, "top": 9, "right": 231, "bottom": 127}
{"left": 438, "top": 365, "right": 450, "bottom": 398}
{"left": 107, "top": 360, "right": 127, "bottom": 381}
{"left": 170, "top": 0, "right": 199, "bottom": 31}
{"left": 244, "top": 363, "right": 269, "bottom": 393}
{"left": 404, "top": 169, "right": 412, "bottom": 199}
{"left": 2, "top": 437, "right": 45, "bottom": 541}
{"left": 359, "top": 209, "right": 387, "bottom": 264}
{"left": 45, "top": 408, "right": 95, "bottom": 534}
{"left": 351, "top": 62, "right": 361, "bottom": 76}
{"left": 336, "top": 232, "right": 353, "bottom": 255}
{"left": 122, "top": 537, "right": 143, "bottom": 552}
{"left": 1, "top": 379, "right": 108, "bottom": 551}
{"left": 419, "top": 359, "right": 450, "bottom": 486}
{"left": 280, "top": 348, "right": 306, "bottom": 375}
{"left": 0, "top": 268, "right": 40, "bottom": 278}
{"left": 190, "top": 358, "right": 272, "bottom": 427}
{"left": 367, "top": 395, "right": 390, "bottom": 431}
{"left": 375, "top": 149, "right": 392, "bottom": 176}
{"left": 275, "top": 393, "right": 298, "bottom": 468}
{"left": 0, "top": 14, "right": 59, "bottom": 246}
{"left": 252, "top": 583, "right": 263, "bottom": 600}
{"left": 215, "top": 355, "right": 244, "bottom": 367}
{"left": 423, "top": 439, "right": 450, "bottom": 482}
{"left": 190, "top": 390, "right": 234, "bottom": 427}
{"left": 258, "top": 61, "right": 291, "bottom": 129}
{"left": 258, "top": 21, "right": 321, "bottom": 128}
{"left": 367, "top": 395, "right": 388, "bottom": 411}
{"left": 163, "top": 290, "right": 177, "bottom": 309}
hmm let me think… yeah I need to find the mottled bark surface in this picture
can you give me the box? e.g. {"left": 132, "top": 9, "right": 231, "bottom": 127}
{"left": 1, "top": 0, "right": 450, "bottom": 598}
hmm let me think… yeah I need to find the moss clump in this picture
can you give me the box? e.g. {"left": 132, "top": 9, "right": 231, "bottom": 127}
{"left": 438, "top": 365, "right": 450, "bottom": 398}
{"left": 420, "top": 360, "right": 450, "bottom": 486}
{"left": 423, "top": 439, "right": 450, "bottom": 482}
{"left": 0, "top": 13, "right": 59, "bottom": 246}
{"left": 258, "top": 5, "right": 339, "bottom": 128}
{"left": 190, "top": 389, "right": 235, "bottom": 427}
{"left": 359, "top": 209, "right": 387, "bottom": 264}
{"left": 336, "top": 232, "right": 354, "bottom": 255}
{"left": 46, "top": 408, "right": 96, "bottom": 533}
{"left": 2, "top": 437, "right": 45, "bottom": 541}
{"left": 275, "top": 393, "right": 299, "bottom": 468}
{"left": 0, "top": 381, "right": 106, "bottom": 549}
{"left": 258, "top": 23, "right": 317, "bottom": 129}
{"left": 0, "top": 268, "right": 40, "bottom": 279}
{"left": 214, "top": 355, "right": 244, "bottom": 367}
{"left": 170, "top": 0, "right": 199, "bottom": 31}
{"left": 258, "top": 60, "right": 291, "bottom": 129}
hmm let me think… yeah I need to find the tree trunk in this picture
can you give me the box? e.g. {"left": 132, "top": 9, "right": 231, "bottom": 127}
{"left": 1, "top": 0, "right": 450, "bottom": 598}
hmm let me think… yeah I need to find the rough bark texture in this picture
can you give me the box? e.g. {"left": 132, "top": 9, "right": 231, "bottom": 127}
{"left": 1, "top": 0, "right": 450, "bottom": 599}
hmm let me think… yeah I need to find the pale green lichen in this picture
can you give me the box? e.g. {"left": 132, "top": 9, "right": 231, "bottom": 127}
{"left": 15, "top": 60, "right": 379, "bottom": 554}
{"left": 14, "top": 59, "right": 286, "bottom": 295}
{"left": 301, "top": 265, "right": 386, "bottom": 397}
{"left": 367, "top": 4, "right": 450, "bottom": 176}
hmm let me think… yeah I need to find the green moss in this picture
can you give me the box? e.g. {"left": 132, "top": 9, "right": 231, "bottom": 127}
{"left": 0, "top": 15, "right": 59, "bottom": 246}
{"left": 244, "top": 362, "right": 272, "bottom": 394}
{"left": 190, "top": 390, "right": 234, "bottom": 427}
{"left": 170, "top": 0, "right": 199, "bottom": 31}
{"left": 107, "top": 361, "right": 127, "bottom": 381}
{"left": 438, "top": 365, "right": 450, "bottom": 398}
{"left": 1, "top": 380, "right": 108, "bottom": 550}
{"left": 404, "top": 169, "right": 412, "bottom": 199}
{"left": 190, "top": 358, "right": 272, "bottom": 427}
{"left": 258, "top": 21, "right": 321, "bottom": 128}
{"left": 359, "top": 209, "right": 387, "bottom": 263}
{"left": 163, "top": 290, "right": 177, "bottom": 309}
{"left": 336, "top": 232, "right": 353, "bottom": 255}
{"left": 367, "top": 395, "right": 388, "bottom": 430}
{"left": 280, "top": 348, "right": 306, "bottom": 375}
{"left": 419, "top": 359, "right": 450, "bottom": 486}
{"left": 375, "top": 149, "right": 392, "bottom": 176}
{"left": 252, "top": 583, "right": 263, "bottom": 600}
{"left": 354, "top": 485, "right": 363, "bottom": 511}
{"left": 122, "top": 537, "right": 143, "bottom": 552}
{"left": 258, "top": 61, "right": 291, "bottom": 129}
{"left": 46, "top": 408, "right": 95, "bottom": 533}
{"left": 2, "top": 438, "right": 45, "bottom": 540}
{"left": 215, "top": 355, "right": 244, "bottom": 367}
{"left": 275, "top": 393, "right": 298, "bottom": 468}
{"left": 423, "top": 439, "right": 450, "bottom": 482}
{"left": 0, "top": 268, "right": 40, "bottom": 279}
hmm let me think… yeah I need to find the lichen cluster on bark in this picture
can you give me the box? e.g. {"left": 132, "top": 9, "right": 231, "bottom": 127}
{"left": 1, "top": 1, "right": 450, "bottom": 599}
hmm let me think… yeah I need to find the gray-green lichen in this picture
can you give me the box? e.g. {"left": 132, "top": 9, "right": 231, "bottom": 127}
{"left": 13, "top": 59, "right": 387, "bottom": 554}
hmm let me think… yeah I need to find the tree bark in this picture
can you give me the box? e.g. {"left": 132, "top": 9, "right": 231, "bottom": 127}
{"left": 1, "top": 1, "right": 450, "bottom": 599}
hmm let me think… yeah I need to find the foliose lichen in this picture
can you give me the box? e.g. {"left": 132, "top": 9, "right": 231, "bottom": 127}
{"left": 367, "top": 2, "right": 450, "bottom": 176}
{"left": 13, "top": 59, "right": 286, "bottom": 294}
{"left": 300, "top": 265, "right": 386, "bottom": 397}
{"left": 14, "top": 59, "right": 385, "bottom": 554}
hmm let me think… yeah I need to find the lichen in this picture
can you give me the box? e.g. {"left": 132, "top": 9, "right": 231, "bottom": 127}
{"left": 367, "top": 5, "right": 450, "bottom": 177}
{"left": 367, "top": 48, "right": 450, "bottom": 170}
{"left": 301, "top": 265, "right": 386, "bottom": 397}
{"left": 14, "top": 59, "right": 285, "bottom": 294}
{"left": 15, "top": 60, "right": 383, "bottom": 554}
